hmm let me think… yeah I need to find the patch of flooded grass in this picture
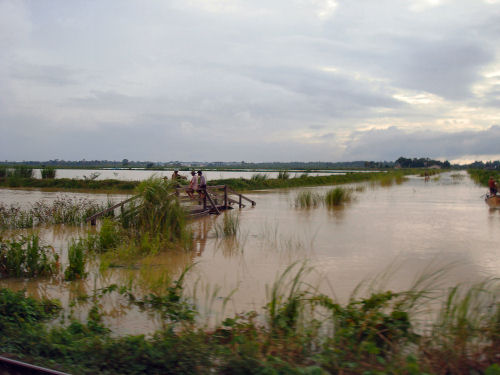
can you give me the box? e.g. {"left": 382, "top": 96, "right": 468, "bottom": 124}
{"left": 324, "top": 187, "right": 352, "bottom": 207}
{"left": 214, "top": 211, "right": 240, "bottom": 238}
{"left": 64, "top": 238, "right": 87, "bottom": 281}
{"left": 294, "top": 190, "right": 323, "bottom": 208}
{"left": 0, "top": 234, "right": 59, "bottom": 278}
{"left": 0, "top": 196, "right": 110, "bottom": 229}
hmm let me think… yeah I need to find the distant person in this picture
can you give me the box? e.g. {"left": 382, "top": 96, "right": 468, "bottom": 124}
{"left": 171, "top": 170, "right": 180, "bottom": 180}
{"left": 488, "top": 176, "right": 498, "bottom": 196}
{"left": 187, "top": 171, "right": 198, "bottom": 199}
{"left": 197, "top": 170, "right": 207, "bottom": 199}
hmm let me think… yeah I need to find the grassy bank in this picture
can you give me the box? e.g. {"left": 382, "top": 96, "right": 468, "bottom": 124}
{"left": 468, "top": 169, "right": 500, "bottom": 187}
{"left": 0, "top": 170, "right": 424, "bottom": 193}
{"left": 0, "top": 264, "right": 499, "bottom": 374}
{"left": 0, "top": 177, "right": 139, "bottom": 191}
{"left": 210, "top": 170, "right": 414, "bottom": 191}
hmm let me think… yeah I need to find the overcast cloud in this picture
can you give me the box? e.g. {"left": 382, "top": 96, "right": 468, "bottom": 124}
{"left": 1, "top": 0, "right": 500, "bottom": 162}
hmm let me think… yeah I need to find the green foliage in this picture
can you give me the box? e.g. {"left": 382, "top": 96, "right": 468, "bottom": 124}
{"left": 41, "top": 167, "right": 56, "bottom": 179}
{"left": 468, "top": 169, "right": 500, "bottom": 187}
{"left": 0, "top": 288, "right": 60, "bottom": 329}
{"left": 324, "top": 187, "right": 352, "bottom": 207}
{"left": 64, "top": 238, "right": 87, "bottom": 281}
{"left": 98, "top": 217, "right": 121, "bottom": 251}
{"left": 277, "top": 170, "right": 290, "bottom": 180}
{"left": 0, "top": 234, "right": 59, "bottom": 277}
{"left": 214, "top": 211, "right": 240, "bottom": 237}
{"left": 0, "top": 196, "right": 108, "bottom": 229}
{"left": 250, "top": 173, "right": 269, "bottom": 182}
{"left": 13, "top": 165, "right": 33, "bottom": 178}
{"left": 294, "top": 190, "right": 323, "bottom": 208}
{"left": 120, "top": 177, "right": 190, "bottom": 244}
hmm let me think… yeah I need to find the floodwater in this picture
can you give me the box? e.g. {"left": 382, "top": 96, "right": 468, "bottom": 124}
{"left": 31, "top": 168, "right": 348, "bottom": 181}
{"left": 1, "top": 171, "right": 499, "bottom": 334}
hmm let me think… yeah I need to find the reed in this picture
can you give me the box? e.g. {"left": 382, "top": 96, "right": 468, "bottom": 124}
{"left": 0, "top": 197, "right": 108, "bottom": 229}
{"left": 214, "top": 211, "right": 240, "bottom": 237}
{"left": 294, "top": 190, "right": 322, "bottom": 208}
{"left": 277, "top": 170, "right": 290, "bottom": 180}
{"left": 120, "top": 177, "right": 190, "bottom": 244}
{"left": 324, "top": 187, "right": 352, "bottom": 207}
{"left": 41, "top": 167, "right": 56, "bottom": 179}
{"left": 64, "top": 238, "right": 87, "bottom": 281}
{"left": 13, "top": 166, "right": 33, "bottom": 178}
{"left": 0, "top": 234, "right": 59, "bottom": 278}
{"left": 250, "top": 173, "right": 269, "bottom": 182}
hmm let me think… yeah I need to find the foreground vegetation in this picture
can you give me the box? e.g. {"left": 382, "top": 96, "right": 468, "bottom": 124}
{"left": 0, "top": 263, "right": 499, "bottom": 374}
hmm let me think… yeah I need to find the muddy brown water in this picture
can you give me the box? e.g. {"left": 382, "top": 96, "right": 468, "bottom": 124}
{"left": 1, "top": 171, "right": 499, "bottom": 334}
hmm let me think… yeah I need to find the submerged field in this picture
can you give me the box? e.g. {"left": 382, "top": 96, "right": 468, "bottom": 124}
{"left": 1, "top": 171, "right": 499, "bottom": 374}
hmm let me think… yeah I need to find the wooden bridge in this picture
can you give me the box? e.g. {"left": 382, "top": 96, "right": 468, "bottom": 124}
{"left": 86, "top": 185, "right": 256, "bottom": 225}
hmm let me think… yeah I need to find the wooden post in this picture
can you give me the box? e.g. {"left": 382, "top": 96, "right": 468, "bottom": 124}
{"left": 203, "top": 191, "right": 207, "bottom": 210}
{"left": 239, "top": 194, "right": 242, "bottom": 208}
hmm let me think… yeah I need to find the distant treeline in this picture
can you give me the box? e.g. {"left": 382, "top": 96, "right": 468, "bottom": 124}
{"left": 2, "top": 157, "right": 499, "bottom": 170}
{"left": 395, "top": 157, "right": 452, "bottom": 169}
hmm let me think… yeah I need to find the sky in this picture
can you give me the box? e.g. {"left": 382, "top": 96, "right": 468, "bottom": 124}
{"left": 1, "top": 0, "right": 500, "bottom": 163}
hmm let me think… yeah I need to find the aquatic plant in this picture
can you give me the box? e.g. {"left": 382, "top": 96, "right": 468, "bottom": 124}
{"left": 13, "top": 166, "right": 33, "bottom": 178}
{"left": 0, "top": 197, "right": 109, "bottom": 229}
{"left": 41, "top": 167, "right": 56, "bottom": 179}
{"left": 294, "top": 190, "right": 323, "bottom": 208}
{"left": 324, "top": 187, "right": 352, "bottom": 207}
{"left": 64, "top": 238, "right": 87, "bottom": 281}
{"left": 0, "top": 234, "right": 59, "bottom": 278}
{"left": 250, "top": 173, "right": 269, "bottom": 182}
{"left": 120, "top": 177, "right": 190, "bottom": 244}
{"left": 277, "top": 170, "right": 290, "bottom": 180}
{"left": 214, "top": 211, "right": 240, "bottom": 237}
{"left": 98, "top": 217, "right": 121, "bottom": 251}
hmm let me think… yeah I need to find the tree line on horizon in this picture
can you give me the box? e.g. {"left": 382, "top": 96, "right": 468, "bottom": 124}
{"left": 1, "top": 157, "right": 499, "bottom": 170}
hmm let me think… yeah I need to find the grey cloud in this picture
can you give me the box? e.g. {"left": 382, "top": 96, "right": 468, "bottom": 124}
{"left": 10, "top": 63, "right": 79, "bottom": 86}
{"left": 342, "top": 126, "right": 500, "bottom": 161}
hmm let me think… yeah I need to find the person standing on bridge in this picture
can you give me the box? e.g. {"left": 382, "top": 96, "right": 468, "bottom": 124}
{"left": 197, "top": 170, "right": 207, "bottom": 199}
{"left": 187, "top": 170, "right": 198, "bottom": 199}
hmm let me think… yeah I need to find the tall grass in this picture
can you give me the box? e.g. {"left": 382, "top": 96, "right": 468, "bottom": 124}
{"left": 250, "top": 173, "right": 269, "bottom": 182}
{"left": 277, "top": 170, "right": 290, "bottom": 180}
{"left": 324, "top": 187, "right": 352, "bottom": 207}
{"left": 0, "top": 197, "right": 109, "bottom": 229}
{"left": 214, "top": 211, "right": 240, "bottom": 237}
{"left": 0, "top": 234, "right": 59, "bottom": 278}
{"left": 120, "top": 177, "right": 190, "bottom": 244}
{"left": 294, "top": 190, "right": 323, "bottom": 208}
{"left": 64, "top": 239, "right": 87, "bottom": 280}
{"left": 41, "top": 167, "right": 56, "bottom": 179}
